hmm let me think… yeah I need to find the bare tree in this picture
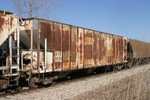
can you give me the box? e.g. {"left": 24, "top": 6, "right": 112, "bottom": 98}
{"left": 12, "top": 0, "right": 62, "bottom": 18}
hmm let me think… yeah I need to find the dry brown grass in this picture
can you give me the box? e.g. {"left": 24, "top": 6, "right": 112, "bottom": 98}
{"left": 71, "top": 69, "right": 150, "bottom": 100}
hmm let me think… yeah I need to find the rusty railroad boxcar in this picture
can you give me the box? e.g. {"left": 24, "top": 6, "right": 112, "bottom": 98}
{"left": 20, "top": 18, "right": 127, "bottom": 73}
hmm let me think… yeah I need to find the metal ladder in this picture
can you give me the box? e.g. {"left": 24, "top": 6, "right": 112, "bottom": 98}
{"left": 8, "top": 28, "right": 20, "bottom": 86}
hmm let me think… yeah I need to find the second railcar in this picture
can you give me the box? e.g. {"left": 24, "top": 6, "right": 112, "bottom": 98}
{"left": 127, "top": 39, "right": 150, "bottom": 66}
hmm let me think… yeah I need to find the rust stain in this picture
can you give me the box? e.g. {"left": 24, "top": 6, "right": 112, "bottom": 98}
{"left": 24, "top": 20, "right": 32, "bottom": 30}
{"left": 93, "top": 32, "right": 97, "bottom": 66}
{"left": 108, "top": 35, "right": 113, "bottom": 64}
{"left": 10, "top": 17, "right": 14, "bottom": 29}
{"left": 53, "top": 23, "right": 62, "bottom": 70}
{"left": 62, "top": 24, "right": 70, "bottom": 70}
{"left": 112, "top": 36, "right": 116, "bottom": 64}
{"left": 92, "top": 32, "right": 100, "bottom": 66}
{"left": 98, "top": 33, "right": 103, "bottom": 65}
{"left": 40, "top": 22, "right": 53, "bottom": 51}
{"left": 124, "top": 39, "right": 127, "bottom": 61}
{"left": 120, "top": 37, "right": 123, "bottom": 63}
{"left": 78, "top": 28, "right": 84, "bottom": 69}
{"left": 0, "top": 13, "right": 19, "bottom": 46}
{"left": 102, "top": 34, "right": 107, "bottom": 65}
{"left": 70, "top": 26, "right": 77, "bottom": 69}
{"left": 0, "top": 15, "right": 5, "bottom": 33}
{"left": 96, "top": 33, "right": 99, "bottom": 65}
{"left": 84, "top": 29, "right": 93, "bottom": 67}
{"left": 25, "top": 30, "right": 31, "bottom": 39}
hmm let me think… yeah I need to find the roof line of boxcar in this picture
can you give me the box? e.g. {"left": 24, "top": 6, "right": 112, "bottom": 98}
{"left": 128, "top": 38, "right": 150, "bottom": 44}
{"left": 21, "top": 17, "right": 126, "bottom": 38}
{"left": 0, "top": 10, "right": 14, "bottom": 15}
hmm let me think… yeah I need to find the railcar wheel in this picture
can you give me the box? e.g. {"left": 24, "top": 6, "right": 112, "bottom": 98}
{"left": 113, "top": 65, "right": 123, "bottom": 71}
{"left": 0, "top": 80, "right": 8, "bottom": 90}
{"left": 28, "top": 76, "right": 38, "bottom": 88}
{"left": 127, "top": 62, "right": 133, "bottom": 68}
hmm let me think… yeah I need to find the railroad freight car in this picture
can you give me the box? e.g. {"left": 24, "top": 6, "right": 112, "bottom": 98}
{"left": 127, "top": 39, "right": 150, "bottom": 67}
{"left": 18, "top": 17, "right": 128, "bottom": 87}
{"left": 0, "top": 10, "right": 20, "bottom": 89}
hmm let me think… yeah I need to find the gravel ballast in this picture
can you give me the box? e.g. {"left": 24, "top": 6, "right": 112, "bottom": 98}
{"left": 1, "top": 64, "right": 150, "bottom": 100}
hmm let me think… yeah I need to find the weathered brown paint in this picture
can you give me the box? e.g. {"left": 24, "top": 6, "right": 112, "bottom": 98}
{"left": 98, "top": 33, "right": 103, "bottom": 65}
{"left": 102, "top": 34, "right": 107, "bottom": 65}
{"left": 95, "top": 32, "right": 99, "bottom": 66}
{"left": 0, "top": 13, "right": 18, "bottom": 45}
{"left": 84, "top": 29, "right": 93, "bottom": 67}
{"left": 115, "top": 36, "right": 119, "bottom": 63}
{"left": 20, "top": 18, "right": 127, "bottom": 72}
{"left": 70, "top": 26, "right": 77, "bottom": 69}
{"left": 40, "top": 22, "right": 53, "bottom": 51}
{"left": 93, "top": 31, "right": 99, "bottom": 66}
{"left": 39, "top": 21, "right": 54, "bottom": 72}
{"left": 112, "top": 36, "right": 116, "bottom": 64}
{"left": 53, "top": 23, "right": 62, "bottom": 70}
{"left": 24, "top": 20, "right": 32, "bottom": 30}
{"left": 124, "top": 39, "right": 127, "bottom": 61}
{"left": 120, "top": 37, "right": 123, "bottom": 63}
{"left": 62, "top": 24, "right": 70, "bottom": 70}
{"left": 78, "top": 28, "right": 84, "bottom": 69}
{"left": 0, "top": 14, "right": 5, "bottom": 32}
{"left": 107, "top": 35, "right": 113, "bottom": 65}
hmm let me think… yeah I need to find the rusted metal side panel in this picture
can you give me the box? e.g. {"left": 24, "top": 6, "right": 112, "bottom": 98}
{"left": 53, "top": 23, "right": 62, "bottom": 71}
{"left": 106, "top": 34, "right": 113, "bottom": 65}
{"left": 115, "top": 36, "right": 119, "bottom": 64}
{"left": 39, "top": 21, "right": 53, "bottom": 51}
{"left": 96, "top": 33, "right": 100, "bottom": 66}
{"left": 62, "top": 24, "right": 70, "bottom": 70}
{"left": 93, "top": 31, "right": 99, "bottom": 66}
{"left": 114, "top": 36, "right": 119, "bottom": 64}
{"left": 39, "top": 21, "right": 53, "bottom": 71}
{"left": 102, "top": 34, "right": 107, "bottom": 65}
{"left": 84, "top": 29, "right": 93, "bottom": 67}
{"left": 70, "top": 26, "right": 77, "bottom": 69}
{"left": 98, "top": 32, "right": 103, "bottom": 66}
{"left": 105, "top": 34, "right": 109, "bottom": 65}
{"left": 112, "top": 35, "right": 116, "bottom": 64}
{"left": 98, "top": 33, "right": 126, "bottom": 66}
{"left": 0, "top": 13, "right": 18, "bottom": 45}
{"left": 77, "top": 28, "right": 84, "bottom": 69}
{"left": 124, "top": 38, "right": 127, "bottom": 62}
{"left": 119, "top": 37, "right": 124, "bottom": 63}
